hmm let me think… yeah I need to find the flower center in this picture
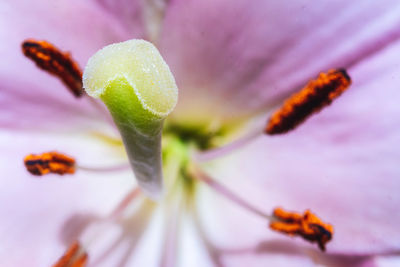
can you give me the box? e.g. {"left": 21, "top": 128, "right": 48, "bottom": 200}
{"left": 161, "top": 121, "right": 230, "bottom": 200}
{"left": 20, "top": 38, "right": 352, "bottom": 266}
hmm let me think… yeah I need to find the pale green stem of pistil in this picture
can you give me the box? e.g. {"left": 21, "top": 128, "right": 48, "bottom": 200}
{"left": 83, "top": 39, "right": 178, "bottom": 199}
{"left": 101, "top": 77, "right": 165, "bottom": 198}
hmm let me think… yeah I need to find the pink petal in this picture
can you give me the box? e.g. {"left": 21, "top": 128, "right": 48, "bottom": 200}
{"left": 0, "top": 0, "right": 139, "bottom": 130}
{"left": 160, "top": 0, "right": 400, "bottom": 124}
{"left": 93, "top": 0, "right": 148, "bottom": 38}
{"left": 0, "top": 130, "right": 134, "bottom": 266}
{"left": 198, "top": 36, "right": 400, "bottom": 257}
{"left": 2, "top": 0, "right": 399, "bottom": 265}
{"left": 94, "top": 0, "right": 165, "bottom": 42}
{"left": 0, "top": 1, "right": 148, "bottom": 265}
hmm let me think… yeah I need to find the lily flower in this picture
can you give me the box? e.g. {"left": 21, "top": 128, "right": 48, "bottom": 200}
{"left": 1, "top": 0, "right": 400, "bottom": 266}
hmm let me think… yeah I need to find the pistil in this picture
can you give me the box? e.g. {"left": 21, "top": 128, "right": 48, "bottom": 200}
{"left": 82, "top": 39, "right": 178, "bottom": 199}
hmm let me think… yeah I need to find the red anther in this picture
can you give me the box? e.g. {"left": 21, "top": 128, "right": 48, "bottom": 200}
{"left": 24, "top": 151, "right": 75, "bottom": 176}
{"left": 270, "top": 207, "right": 334, "bottom": 251}
{"left": 266, "top": 69, "right": 351, "bottom": 135}
{"left": 22, "top": 39, "right": 84, "bottom": 97}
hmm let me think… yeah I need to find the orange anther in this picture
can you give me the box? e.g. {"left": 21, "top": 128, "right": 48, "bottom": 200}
{"left": 24, "top": 151, "right": 75, "bottom": 176}
{"left": 270, "top": 207, "right": 334, "bottom": 251}
{"left": 22, "top": 39, "right": 83, "bottom": 97}
{"left": 266, "top": 69, "right": 351, "bottom": 135}
{"left": 52, "top": 241, "right": 88, "bottom": 267}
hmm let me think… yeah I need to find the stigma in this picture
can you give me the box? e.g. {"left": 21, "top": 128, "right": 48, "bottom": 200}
{"left": 24, "top": 151, "right": 76, "bottom": 176}
{"left": 266, "top": 69, "right": 351, "bottom": 135}
{"left": 22, "top": 39, "right": 84, "bottom": 97}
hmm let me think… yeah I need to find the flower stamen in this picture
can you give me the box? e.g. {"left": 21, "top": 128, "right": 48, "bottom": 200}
{"left": 22, "top": 39, "right": 84, "bottom": 97}
{"left": 24, "top": 151, "right": 75, "bottom": 176}
{"left": 192, "top": 166, "right": 334, "bottom": 251}
{"left": 270, "top": 207, "right": 334, "bottom": 251}
{"left": 196, "top": 69, "right": 351, "bottom": 162}
{"left": 53, "top": 188, "right": 142, "bottom": 266}
{"left": 23, "top": 151, "right": 132, "bottom": 176}
{"left": 52, "top": 241, "right": 88, "bottom": 267}
{"left": 21, "top": 39, "right": 118, "bottom": 128}
{"left": 266, "top": 69, "right": 351, "bottom": 134}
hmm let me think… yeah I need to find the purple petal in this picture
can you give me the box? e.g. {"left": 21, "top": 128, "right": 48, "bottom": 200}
{"left": 94, "top": 0, "right": 165, "bottom": 42}
{"left": 0, "top": 0, "right": 138, "bottom": 130}
{"left": 0, "top": 130, "right": 134, "bottom": 266}
{"left": 160, "top": 0, "right": 400, "bottom": 124}
{"left": 94, "top": 0, "right": 148, "bottom": 38}
{"left": 199, "top": 37, "right": 400, "bottom": 256}
{"left": 0, "top": 1, "right": 145, "bottom": 265}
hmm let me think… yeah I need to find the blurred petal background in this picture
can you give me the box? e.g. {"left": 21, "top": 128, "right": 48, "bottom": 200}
{"left": 0, "top": 0, "right": 399, "bottom": 266}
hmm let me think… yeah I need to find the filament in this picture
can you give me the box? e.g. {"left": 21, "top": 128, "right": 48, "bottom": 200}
{"left": 192, "top": 167, "right": 272, "bottom": 220}
{"left": 76, "top": 163, "right": 130, "bottom": 173}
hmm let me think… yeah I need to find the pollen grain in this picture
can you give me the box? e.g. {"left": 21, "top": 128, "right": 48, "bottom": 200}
{"left": 24, "top": 151, "right": 76, "bottom": 176}
{"left": 270, "top": 207, "right": 334, "bottom": 251}
{"left": 266, "top": 69, "right": 351, "bottom": 135}
{"left": 22, "top": 39, "right": 83, "bottom": 97}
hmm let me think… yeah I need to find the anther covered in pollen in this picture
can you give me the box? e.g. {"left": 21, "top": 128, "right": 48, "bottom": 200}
{"left": 52, "top": 241, "right": 88, "bottom": 267}
{"left": 270, "top": 207, "right": 334, "bottom": 251}
{"left": 266, "top": 69, "right": 351, "bottom": 135}
{"left": 22, "top": 39, "right": 84, "bottom": 97}
{"left": 23, "top": 151, "right": 75, "bottom": 176}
